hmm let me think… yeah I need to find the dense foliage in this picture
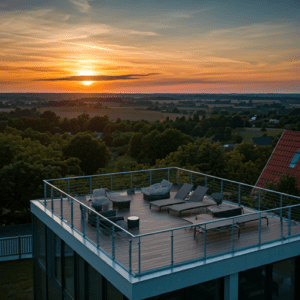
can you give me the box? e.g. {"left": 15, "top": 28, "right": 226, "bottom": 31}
{"left": 1, "top": 107, "right": 300, "bottom": 225}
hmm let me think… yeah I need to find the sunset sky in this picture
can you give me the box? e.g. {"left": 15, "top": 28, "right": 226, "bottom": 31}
{"left": 0, "top": 0, "right": 299, "bottom": 93}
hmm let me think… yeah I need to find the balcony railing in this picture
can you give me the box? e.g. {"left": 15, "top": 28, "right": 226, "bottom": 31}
{"left": 0, "top": 235, "right": 33, "bottom": 261}
{"left": 40, "top": 167, "right": 300, "bottom": 277}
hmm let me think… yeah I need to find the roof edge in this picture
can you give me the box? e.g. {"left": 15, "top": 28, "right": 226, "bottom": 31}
{"left": 254, "top": 130, "right": 285, "bottom": 188}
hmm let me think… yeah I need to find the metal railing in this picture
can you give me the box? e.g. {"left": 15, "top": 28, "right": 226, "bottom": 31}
{"left": 41, "top": 167, "right": 300, "bottom": 276}
{"left": 0, "top": 235, "right": 33, "bottom": 260}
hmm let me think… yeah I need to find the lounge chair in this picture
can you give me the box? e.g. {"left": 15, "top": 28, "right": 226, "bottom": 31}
{"left": 141, "top": 179, "right": 173, "bottom": 200}
{"left": 149, "top": 183, "right": 193, "bottom": 211}
{"left": 88, "top": 209, "right": 127, "bottom": 231}
{"left": 168, "top": 186, "right": 215, "bottom": 217}
{"left": 92, "top": 188, "right": 110, "bottom": 211}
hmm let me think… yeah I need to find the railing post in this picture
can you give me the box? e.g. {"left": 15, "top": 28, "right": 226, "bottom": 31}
{"left": 90, "top": 176, "right": 92, "bottom": 197}
{"left": 71, "top": 198, "right": 74, "bottom": 229}
{"left": 280, "top": 207, "right": 283, "bottom": 238}
{"left": 18, "top": 235, "right": 21, "bottom": 260}
{"left": 111, "top": 175, "right": 113, "bottom": 191}
{"left": 221, "top": 180, "right": 223, "bottom": 193}
{"left": 238, "top": 184, "right": 241, "bottom": 206}
{"left": 112, "top": 226, "right": 115, "bottom": 260}
{"left": 81, "top": 205, "right": 86, "bottom": 238}
{"left": 231, "top": 219, "right": 235, "bottom": 251}
{"left": 168, "top": 168, "right": 170, "bottom": 181}
{"left": 171, "top": 231, "right": 174, "bottom": 267}
{"left": 258, "top": 212, "right": 261, "bottom": 245}
{"left": 60, "top": 195, "right": 63, "bottom": 220}
{"left": 205, "top": 176, "right": 207, "bottom": 187}
{"left": 138, "top": 237, "right": 141, "bottom": 275}
{"left": 288, "top": 207, "right": 291, "bottom": 236}
{"left": 96, "top": 215, "right": 100, "bottom": 248}
{"left": 51, "top": 187, "right": 54, "bottom": 213}
{"left": 131, "top": 173, "right": 133, "bottom": 189}
{"left": 129, "top": 239, "right": 132, "bottom": 273}
{"left": 150, "top": 170, "right": 152, "bottom": 186}
{"left": 190, "top": 173, "right": 193, "bottom": 185}
{"left": 258, "top": 189, "right": 261, "bottom": 211}
{"left": 204, "top": 224, "right": 207, "bottom": 258}
{"left": 280, "top": 195, "right": 283, "bottom": 219}
{"left": 68, "top": 179, "right": 70, "bottom": 196}
{"left": 44, "top": 182, "right": 47, "bottom": 206}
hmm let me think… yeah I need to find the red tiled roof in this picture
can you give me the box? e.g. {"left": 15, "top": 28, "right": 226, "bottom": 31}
{"left": 256, "top": 130, "right": 300, "bottom": 189}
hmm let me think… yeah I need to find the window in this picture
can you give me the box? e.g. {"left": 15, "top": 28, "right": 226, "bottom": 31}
{"left": 63, "top": 243, "right": 75, "bottom": 299}
{"left": 289, "top": 150, "right": 300, "bottom": 168}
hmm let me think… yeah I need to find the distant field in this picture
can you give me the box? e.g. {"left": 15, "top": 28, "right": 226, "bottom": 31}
{"left": 0, "top": 259, "right": 33, "bottom": 300}
{"left": 235, "top": 128, "right": 284, "bottom": 142}
{"left": 37, "top": 106, "right": 184, "bottom": 122}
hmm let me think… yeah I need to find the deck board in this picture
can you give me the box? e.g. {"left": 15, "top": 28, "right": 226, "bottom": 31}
{"left": 45, "top": 189, "right": 300, "bottom": 274}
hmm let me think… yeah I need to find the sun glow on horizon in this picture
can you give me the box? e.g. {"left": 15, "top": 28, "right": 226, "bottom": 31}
{"left": 80, "top": 70, "right": 94, "bottom": 85}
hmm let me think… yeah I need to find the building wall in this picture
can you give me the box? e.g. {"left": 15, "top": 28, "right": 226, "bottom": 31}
{"left": 33, "top": 214, "right": 300, "bottom": 300}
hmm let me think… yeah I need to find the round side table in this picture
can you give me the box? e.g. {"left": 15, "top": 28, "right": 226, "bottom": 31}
{"left": 127, "top": 216, "right": 139, "bottom": 230}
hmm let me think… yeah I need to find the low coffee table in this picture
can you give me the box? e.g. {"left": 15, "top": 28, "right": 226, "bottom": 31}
{"left": 127, "top": 216, "right": 139, "bottom": 230}
{"left": 107, "top": 192, "right": 132, "bottom": 210}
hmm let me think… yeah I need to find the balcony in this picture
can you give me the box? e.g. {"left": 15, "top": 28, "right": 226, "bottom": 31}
{"left": 34, "top": 167, "right": 300, "bottom": 277}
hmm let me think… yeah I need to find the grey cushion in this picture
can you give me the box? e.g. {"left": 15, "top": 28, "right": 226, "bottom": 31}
{"left": 93, "top": 188, "right": 106, "bottom": 198}
{"left": 91, "top": 201, "right": 103, "bottom": 212}
{"left": 94, "top": 196, "right": 110, "bottom": 205}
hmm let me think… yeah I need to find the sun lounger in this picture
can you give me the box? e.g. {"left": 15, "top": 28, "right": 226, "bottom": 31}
{"left": 168, "top": 198, "right": 216, "bottom": 217}
{"left": 234, "top": 213, "right": 269, "bottom": 226}
{"left": 184, "top": 214, "right": 240, "bottom": 238}
{"left": 167, "top": 186, "right": 213, "bottom": 217}
{"left": 149, "top": 183, "right": 193, "bottom": 211}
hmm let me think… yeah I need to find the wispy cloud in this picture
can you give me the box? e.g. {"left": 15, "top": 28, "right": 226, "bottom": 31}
{"left": 34, "top": 73, "right": 159, "bottom": 81}
{"left": 69, "top": 0, "right": 91, "bottom": 13}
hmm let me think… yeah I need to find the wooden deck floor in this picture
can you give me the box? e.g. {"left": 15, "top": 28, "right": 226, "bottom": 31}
{"left": 45, "top": 189, "right": 300, "bottom": 275}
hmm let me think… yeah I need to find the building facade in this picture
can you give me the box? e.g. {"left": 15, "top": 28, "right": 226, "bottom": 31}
{"left": 31, "top": 167, "right": 300, "bottom": 300}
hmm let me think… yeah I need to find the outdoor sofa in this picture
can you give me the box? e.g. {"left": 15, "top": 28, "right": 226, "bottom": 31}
{"left": 141, "top": 179, "right": 173, "bottom": 200}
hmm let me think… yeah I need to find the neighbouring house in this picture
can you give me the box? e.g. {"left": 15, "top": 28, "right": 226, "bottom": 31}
{"left": 222, "top": 144, "right": 237, "bottom": 153}
{"left": 94, "top": 131, "right": 103, "bottom": 139}
{"left": 251, "top": 136, "right": 274, "bottom": 147}
{"left": 255, "top": 130, "right": 300, "bottom": 189}
{"left": 269, "top": 119, "right": 279, "bottom": 124}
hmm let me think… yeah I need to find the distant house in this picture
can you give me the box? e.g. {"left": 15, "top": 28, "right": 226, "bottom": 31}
{"left": 269, "top": 119, "right": 279, "bottom": 124}
{"left": 251, "top": 136, "right": 274, "bottom": 147}
{"left": 255, "top": 130, "right": 300, "bottom": 189}
{"left": 94, "top": 131, "right": 103, "bottom": 139}
{"left": 222, "top": 144, "right": 237, "bottom": 153}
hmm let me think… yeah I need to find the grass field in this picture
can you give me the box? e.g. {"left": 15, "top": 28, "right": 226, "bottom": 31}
{"left": 0, "top": 259, "right": 33, "bottom": 300}
{"left": 37, "top": 106, "right": 185, "bottom": 122}
{"left": 235, "top": 128, "right": 284, "bottom": 143}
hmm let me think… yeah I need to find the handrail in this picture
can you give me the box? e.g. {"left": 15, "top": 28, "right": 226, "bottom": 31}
{"left": 0, "top": 235, "right": 32, "bottom": 241}
{"left": 175, "top": 167, "right": 300, "bottom": 201}
{"left": 43, "top": 181, "right": 135, "bottom": 237}
{"left": 134, "top": 203, "right": 300, "bottom": 238}
{"left": 45, "top": 167, "right": 172, "bottom": 182}
{"left": 46, "top": 166, "right": 300, "bottom": 201}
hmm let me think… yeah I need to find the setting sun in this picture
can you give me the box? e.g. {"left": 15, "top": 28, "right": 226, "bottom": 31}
{"left": 80, "top": 70, "right": 93, "bottom": 86}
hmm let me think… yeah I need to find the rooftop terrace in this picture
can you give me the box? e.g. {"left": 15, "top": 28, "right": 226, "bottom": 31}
{"left": 33, "top": 167, "right": 300, "bottom": 277}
